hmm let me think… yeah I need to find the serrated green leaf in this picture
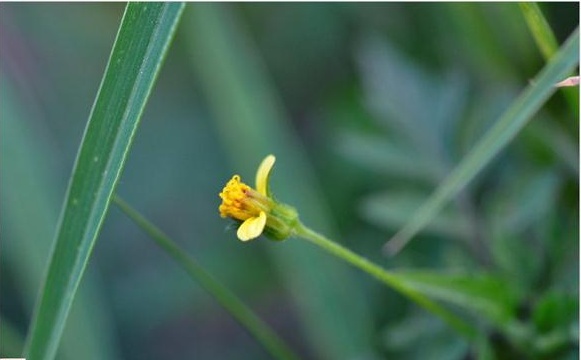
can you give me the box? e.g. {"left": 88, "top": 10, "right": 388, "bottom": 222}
{"left": 385, "top": 28, "right": 579, "bottom": 255}
{"left": 24, "top": 4, "right": 184, "bottom": 360}
{"left": 336, "top": 132, "right": 442, "bottom": 184}
{"left": 490, "top": 169, "right": 561, "bottom": 233}
{"left": 357, "top": 36, "right": 468, "bottom": 165}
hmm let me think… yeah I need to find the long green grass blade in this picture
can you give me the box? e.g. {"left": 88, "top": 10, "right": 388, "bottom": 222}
{"left": 519, "top": 3, "right": 559, "bottom": 60}
{"left": 112, "top": 196, "right": 299, "bottom": 360}
{"left": 519, "top": 2, "right": 578, "bottom": 113}
{"left": 24, "top": 4, "right": 184, "bottom": 360}
{"left": 384, "top": 28, "right": 579, "bottom": 255}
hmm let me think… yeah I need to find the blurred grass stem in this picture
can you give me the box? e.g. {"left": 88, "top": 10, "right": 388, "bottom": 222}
{"left": 384, "top": 27, "right": 579, "bottom": 256}
{"left": 112, "top": 196, "right": 299, "bottom": 360}
{"left": 519, "top": 2, "right": 578, "bottom": 114}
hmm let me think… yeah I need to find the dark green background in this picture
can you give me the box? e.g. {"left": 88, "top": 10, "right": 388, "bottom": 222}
{"left": 1, "top": 3, "right": 578, "bottom": 359}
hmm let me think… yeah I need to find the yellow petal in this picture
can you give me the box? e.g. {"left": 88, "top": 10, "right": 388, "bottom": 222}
{"left": 256, "top": 154, "right": 276, "bottom": 196}
{"left": 237, "top": 211, "right": 267, "bottom": 241}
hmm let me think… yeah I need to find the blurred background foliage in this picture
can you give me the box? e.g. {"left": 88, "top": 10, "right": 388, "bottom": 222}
{"left": 1, "top": 3, "right": 578, "bottom": 359}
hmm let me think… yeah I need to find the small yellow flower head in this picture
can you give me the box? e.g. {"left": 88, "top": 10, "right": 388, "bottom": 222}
{"left": 219, "top": 155, "right": 298, "bottom": 241}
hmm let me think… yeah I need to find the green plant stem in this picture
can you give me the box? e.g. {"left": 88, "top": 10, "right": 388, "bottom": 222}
{"left": 294, "top": 221, "right": 477, "bottom": 340}
{"left": 112, "top": 196, "right": 299, "bottom": 360}
{"left": 519, "top": 3, "right": 559, "bottom": 59}
{"left": 519, "top": 3, "right": 578, "bottom": 114}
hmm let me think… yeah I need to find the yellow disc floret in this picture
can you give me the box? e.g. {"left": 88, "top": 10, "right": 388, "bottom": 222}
{"left": 218, "top": 155, "right": 299, "bottom": 242}
{"left": 219, "top": 175, "right": 255, "bottom": 221}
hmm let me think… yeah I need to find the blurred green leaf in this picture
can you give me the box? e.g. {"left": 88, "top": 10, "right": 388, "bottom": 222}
{"left": 519, "top": 2, "right": 579, "bottom": 117}
{"left": 385, "top": 28, "right": 579, "bottom": 255}
{"left": 351, "top": 35, "right": 495, "bottom": 265}
{"left": 24, "top": 4, "right": 184, "bottom": 360}
{"left": 394, "top": 271, "right": 518, "bottom": 326}
{"left": 526, "top": 120, "right": 579, "bottom": 176}
{"left": 357, "top": 35, "right": 468, "bottom": 172}
{"left": 361, "top": 191, "right": 471, "bottom": 242}
{"left": 183, "top": 4, "right": 375, "bottom": 359}
{"left": 337, "top": 132, "right": 442, "bottom": 184}
{"left": 531, "top": 290, "right": 578, "bottom": 357}
{"left": 519, "top": 3, "right": 559, "bottom": 60}
{"left": 492, "top": 169, "right": 560, "bottom": 233}
{"left": 444, "top": 3, "right": 517, "bottom": 78}
{"left": 533, "top": 291, "right": 578, "bottom": 334}
{"left": 486, "top": 169, "right": 562, "bottom": 295}
{"left": 382, "top": 312, "right": 468, "bottom": 359}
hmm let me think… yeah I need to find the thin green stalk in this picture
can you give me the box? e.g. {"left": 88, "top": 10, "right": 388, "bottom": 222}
{"left": 519, "top": 2, "right": 578, "bottom": 113}
{"left": 519, "top": 2, "right": 559, "bottom": 59}
{"left": 294, "top": 222, "right": 478, "bottom": 340}
{"left": 384, "top": 28, "right": 579, "bottom": 255}
{"left": 112, "top": 196, "right": 299, "bottom": 360}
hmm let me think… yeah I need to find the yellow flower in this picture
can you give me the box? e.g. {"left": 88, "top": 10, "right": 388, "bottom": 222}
{"left": 219, "top": 155, "right": 298, "bottom": 241}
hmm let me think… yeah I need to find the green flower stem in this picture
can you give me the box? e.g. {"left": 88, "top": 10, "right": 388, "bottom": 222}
{"left": 294, "top": 221, "right": 477, "bottom": 340}
{"left": 113, "top": 196, "right": 299, "bottom": 360}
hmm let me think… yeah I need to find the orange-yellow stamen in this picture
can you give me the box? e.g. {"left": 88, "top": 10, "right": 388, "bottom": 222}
{"left": 219, "top": 175, "right": 268, "bottom": 221}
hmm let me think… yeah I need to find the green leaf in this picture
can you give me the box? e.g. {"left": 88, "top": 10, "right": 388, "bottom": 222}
{"left": 361, "top": 191, "right": 471, "bottom": 242}
{"left": 382, "top": 312, "right": 468, "bottom": 357}
{"left": 519, "top": 2, "right": 578, "bottom": 122}
{"left": 384, "top": 28, "right": 579, "bottom": 255}
{"left": 394, "top": 271, "right": 518, "bottom": 326}
{"left": 24, "top": 4, "right": 184, "bottom": 360}
{"left": 533, "top": 291, "right": 578, "bottom": 334}
{"left": 357, "top": 36, "right": 468, "bottom": 169}
{"left": 519, "top": 3, "right": 559, "bottom": 60}
{"left": 336, "top": 132, "right": 442, "bottom": 184}
{"left": 531, "top": 290, "right": 578, "bottom": 356}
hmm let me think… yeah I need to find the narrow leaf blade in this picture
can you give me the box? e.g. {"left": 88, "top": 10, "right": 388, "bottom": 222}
{"left": 519, "top": 2, "right": 559, "bottom": 60}
{"left": 24, "top": 3, "right": 184, "bottom": 360}
{"left": 384, "top": 28, "right": 579, "bottom": 255}
{"left": 113, "top": 196, "right": 299, "bottom": 360}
